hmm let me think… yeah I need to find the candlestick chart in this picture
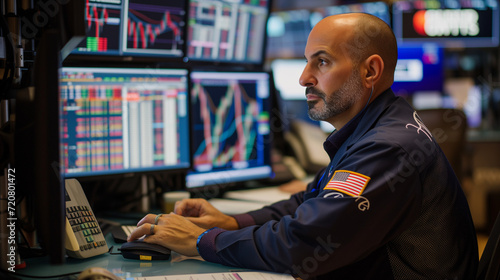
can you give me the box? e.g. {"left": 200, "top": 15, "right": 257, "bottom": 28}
{"left": 126, "top": 0, "right": 185, "bottom": 55}
{"left": 79, "top": 0, "right": 122, "bottom": 53}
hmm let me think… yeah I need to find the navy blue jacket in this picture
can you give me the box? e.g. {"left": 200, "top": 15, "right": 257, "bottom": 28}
{"left": 197, "top": 89, "right": 478, "bottom": 279}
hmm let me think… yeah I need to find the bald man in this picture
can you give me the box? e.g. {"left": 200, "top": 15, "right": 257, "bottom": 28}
{"left": 129, "top": 13, "right": 478, "bottom": 279}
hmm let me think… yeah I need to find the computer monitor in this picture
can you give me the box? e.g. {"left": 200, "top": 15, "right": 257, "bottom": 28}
{"left": 392, "top": 44, "right": 444, "bottom": 96}
{"left": 271, "top": 59, "right": 306, "bottom": 101}
{"left": 186, "top": 71, "right": 273, "bottom": 189}
{"left": 59, "top": 67, "right": 190, "bottom": 178}
{"left": 71, "top": 0, "right": 186, "bottom": 58}
{"left": 270, "top": 59, "right": 334, "bottom": 132}
{"left": 186, "top": 0, "right": 270, "bottom": 64}
{"left": 266, "top": 9, "right": 312, "bottom": 59}
{"left": 392, "top": 0, "right": 499, "bottom": 48}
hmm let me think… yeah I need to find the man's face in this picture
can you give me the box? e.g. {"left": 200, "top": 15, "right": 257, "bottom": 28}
{"left": 305, "top": 67, "right": 364, "bottom": 122}
{"left": 300, "top": 20, "right": 366, "bottom": 124}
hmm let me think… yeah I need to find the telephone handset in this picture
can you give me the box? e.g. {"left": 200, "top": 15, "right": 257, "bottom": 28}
{"left": 284, "top": 120, "right": 331, "bottom": 175}
{"left": 64, "top": 178, "right": 108, "bottom": 258}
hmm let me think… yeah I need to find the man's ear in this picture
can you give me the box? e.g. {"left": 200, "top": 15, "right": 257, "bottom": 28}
{"left": 362, "top": 54, "right": 384, "bottom": 89}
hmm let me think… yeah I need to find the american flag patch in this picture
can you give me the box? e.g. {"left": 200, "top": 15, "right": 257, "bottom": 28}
{"left": 324, "top": 170, "right": 370, "bottom": 197}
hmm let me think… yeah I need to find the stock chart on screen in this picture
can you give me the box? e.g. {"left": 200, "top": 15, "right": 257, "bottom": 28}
{"left": 80, "top": 0, "right": 122, "bottom": 53}
{"left": 186, "top": 0, "right": 270, "bottom": 64}
{"left": 73, "top": 0, "right": 186, "bottom": 58}
{"left": 59, "top": 67, "right": 190, "bottom": 178}
{"left": 186, "top": 71, "right": 272, "bottom": 188}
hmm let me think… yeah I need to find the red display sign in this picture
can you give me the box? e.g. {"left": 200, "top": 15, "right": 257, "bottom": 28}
{"left": 392, "top": 1, "right": 499, "bottom": 48}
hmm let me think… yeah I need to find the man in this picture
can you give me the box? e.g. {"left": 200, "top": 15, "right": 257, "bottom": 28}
{"left": 129, "top": 13, "right": 478, "bottom": 279}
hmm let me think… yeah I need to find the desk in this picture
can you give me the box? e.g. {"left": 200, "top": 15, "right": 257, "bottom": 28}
{"left": 14, "top": 187, "right": 301, "bottom": 279}
{"left": 14, "top": 233, "right": 245, "bottom": 279}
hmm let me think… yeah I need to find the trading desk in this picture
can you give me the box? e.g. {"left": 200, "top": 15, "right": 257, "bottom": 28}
{"left": 14, "top": 232, "right": 246, "bottom": 279}
{"left": 13, "top": 187, "right": 299, "bottom": 279}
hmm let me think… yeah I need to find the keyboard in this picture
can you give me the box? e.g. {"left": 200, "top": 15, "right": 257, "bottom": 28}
{"left": 111, "top": 225, "right": 137, "bottom": 243}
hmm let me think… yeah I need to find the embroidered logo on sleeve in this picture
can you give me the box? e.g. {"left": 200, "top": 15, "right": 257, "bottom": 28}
{"left": 324, "top": 170, "right": 371, "bottom": 197}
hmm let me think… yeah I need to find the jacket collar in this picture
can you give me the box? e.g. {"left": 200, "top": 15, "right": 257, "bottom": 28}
{"left": 323, "top": 88, "right": 397, "bottom": 160}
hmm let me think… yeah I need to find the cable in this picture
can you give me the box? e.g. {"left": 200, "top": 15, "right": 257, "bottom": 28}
{"left": 361, "top": 81, "right": 374, "bottom": 112}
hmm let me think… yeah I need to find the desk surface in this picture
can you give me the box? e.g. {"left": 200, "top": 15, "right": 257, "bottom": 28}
{"left": 14, "top": 233, "right": 243, "bottom": 280}
{"left": 13, "top": 187, "right": 297, "bottom": 279}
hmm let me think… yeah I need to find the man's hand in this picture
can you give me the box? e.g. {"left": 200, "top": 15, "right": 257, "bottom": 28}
{"left": 127, "top": 213, "right": 205, "bottom": 257}
{"left": 175, "top": 198, "right": 239, "bottom": 230}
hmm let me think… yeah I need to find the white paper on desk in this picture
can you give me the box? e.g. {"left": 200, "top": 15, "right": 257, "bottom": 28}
{"left": 133, "top": 271, "right": 295, "bottom": 280}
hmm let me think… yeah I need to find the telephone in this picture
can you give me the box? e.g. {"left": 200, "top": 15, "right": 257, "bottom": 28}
{"left": 64, "top": 178, "right": 108, "bottom": 258}
{"left": 284, "top": 120, "right": 331, "bottom": 175}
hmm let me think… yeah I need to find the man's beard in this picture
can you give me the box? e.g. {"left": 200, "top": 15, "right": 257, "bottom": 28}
{"left": 306, "top": 70, "right": 365, "bottom": 122}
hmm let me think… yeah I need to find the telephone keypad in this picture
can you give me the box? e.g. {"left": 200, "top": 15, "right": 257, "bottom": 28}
{"left": 66, "top": 205, "right": 106, "bottom": 251}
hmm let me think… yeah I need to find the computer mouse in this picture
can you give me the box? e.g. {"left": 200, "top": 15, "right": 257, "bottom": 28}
{"left": 120, "top": 240, "right": 171, "bottom": 261}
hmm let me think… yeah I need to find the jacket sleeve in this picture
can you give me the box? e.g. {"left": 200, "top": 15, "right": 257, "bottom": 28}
{"left": 231, "top": 168, "right": 327, "bottom": 227}
{"left": 231, "top": 193, "right": 304, "bottom": 228}
{"left": 198, "top": 139, "right": 427, "bottom": 277}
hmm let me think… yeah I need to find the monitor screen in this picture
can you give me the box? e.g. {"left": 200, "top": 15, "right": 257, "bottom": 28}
{"left": 266, "top": 9, "right": 312, "bottom": 59}
{"left": 71, "top": 0, "right": 186, "bottom": 58}
{"left": 59, "top": 67, "right": 190, "bottom": 178}
{"left": 186, "top": 0, "right": 270, "bottom": 64}
{"left": 392, "top": 44, "right": 444, "bottom": 95}
{"left": 392, "top": 0, "right": 499, "bottom": 48}
{"left": 186, "top": 71, "right": 273, "bottom": 188}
